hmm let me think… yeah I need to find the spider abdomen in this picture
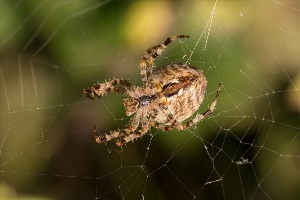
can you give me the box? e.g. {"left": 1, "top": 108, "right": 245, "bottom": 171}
{"left": 151, "top": 63, "right": 207, "bottom": 124}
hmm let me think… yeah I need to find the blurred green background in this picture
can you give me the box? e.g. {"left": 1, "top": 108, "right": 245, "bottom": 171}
{"left": 0, "top": 0, "right": 300, "bottom": 199}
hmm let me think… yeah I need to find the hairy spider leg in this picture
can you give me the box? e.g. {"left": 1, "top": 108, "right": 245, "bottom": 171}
{"left": 154, "top": 83, "right": 222, "bottom": 131}
{"left": 139, "top": 35, "right": 190, "bottom": 87}
{"left": 116, "top": 108, "right": 160, "bottom": 146}
{"left": 94, "top": 111, "right": 141, "bottom": 144}
{"left": 94, "top": 108, "right": 160, "bottom": 146}
{"left": 116, "top": 117, "right": 149, "bottom": 146}
{"left": 83, "top": 78, "right": 134, "bottom": 100}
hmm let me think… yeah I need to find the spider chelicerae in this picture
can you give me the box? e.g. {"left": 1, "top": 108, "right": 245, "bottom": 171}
{"left": 83, "top": 35, "right": 222, "bottom": 146}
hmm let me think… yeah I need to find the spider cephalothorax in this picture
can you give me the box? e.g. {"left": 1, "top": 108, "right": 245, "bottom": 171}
{"left": 83, "top": 35, "right": 222, "bottom": 146}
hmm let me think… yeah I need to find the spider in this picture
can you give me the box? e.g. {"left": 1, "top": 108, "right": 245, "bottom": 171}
{"left": 83, "top": 35, "right": 222, "bottom": 146}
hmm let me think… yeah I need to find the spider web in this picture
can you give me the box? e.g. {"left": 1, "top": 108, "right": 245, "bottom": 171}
{"left": 1, "top": 0, "right": 300, "bottom": 199}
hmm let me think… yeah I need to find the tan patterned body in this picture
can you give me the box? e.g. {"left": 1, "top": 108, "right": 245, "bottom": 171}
{"left": 151, "top": 63, "right": 207, "bottom": 125}
{"left": 83, "top": 35, "right": 221, "bottom": 146}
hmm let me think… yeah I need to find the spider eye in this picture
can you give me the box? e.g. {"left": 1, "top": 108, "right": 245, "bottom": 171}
{"left": 138, "top": 95, "right": 154, "bottom": 106}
